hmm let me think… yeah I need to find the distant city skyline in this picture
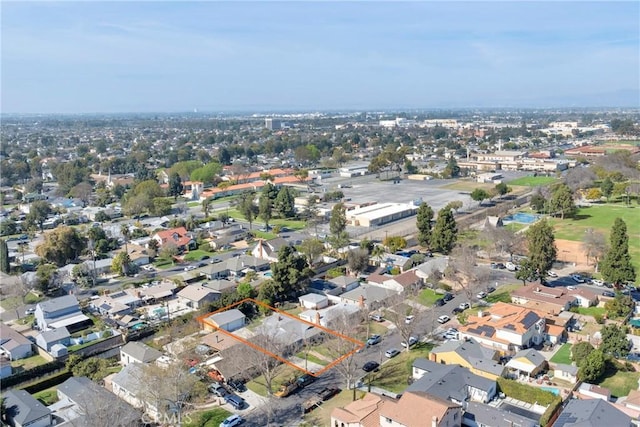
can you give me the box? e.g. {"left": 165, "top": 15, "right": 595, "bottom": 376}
{"left": 2, "top": 1, "right": 639, "bottom": 114}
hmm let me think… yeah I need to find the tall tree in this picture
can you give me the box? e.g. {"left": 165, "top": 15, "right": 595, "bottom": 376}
{"left": 416, "top": 202, "right": 434, "bottom": 248}
{"left": 258, "top": 193, "right": 273, "bottom": 230}
{"left": 274, "top": 186, "right": 295, "bottom": 218}
{"left": 299, "top": 238, "right": 325, "bottom": 267}
{"left": 303, "top": 196, "right": 320, "bottom": 235}
{"left": 218, "top": 147, "right": 231, "bottom": 165}
{"left": 237, "top": 192, "right": 258, "bottom": 230}
{"left": 442, "top": 157, "right": 460, "bottom": 178}
{"left": 600, "top": 177, "right": 614, "bottom": 201}
{"left": 168, "top": 172, "right": 184, "bottom": 200}
{"left": 494, "top": 182, "right": 512, "bottom": 199}
{"left": 431, "top": 207, "right": 457, "bottom": 254}
{"left": 525, "top": 219, "right": 557, "bottom": 279}
{"left": 347, "top": 248, "right": 369, "bottom": 276}
{"left": 329, "top": 202, "right": 347, "bottom": 236}
{"left": 271, "top": 245, "right": 311, "bottom": 300}
{"left": 27, "top": 200, "right": 51, "bottom": 232}
{"left": 600, "top": 218, "right": 636, "bottom": 286}
{"left": 548, "top": 183, "right": 576, "bottom": 219}
{"left": 470, "top": 188, "right": 490, "bottom": 206}
{"left": 35, "top": 226, "right": 87, "bottom": 266}
{"left": 0, "top": 239, "right": 9, "bottom": 273}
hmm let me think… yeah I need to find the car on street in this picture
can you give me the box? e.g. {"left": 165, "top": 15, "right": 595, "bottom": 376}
{"left": 547, "top": 271, "right": 558, "bottom": 278}
{"left": 592, "top": 279, "right": 605, "bottom": 287}
{"left": 567, "top": 286, "right": 576, "bottom": 291}
{"left": 476, "top": 291, "right": 487, "bottom": 299}
{"left": 443, "top": 292, "right": 454, "bottom": 301}
{"left": 24, "top": 308, "right": 35, "bottom": 315}
{"left": 366, "top": 335, "right": 382, "bottom": 346}
{"left": 571, "top": 274, "right": 586, "bottom": 283}
{"left": 405, "top": 315, "right": 415, "bottom": 324}
{"left": 485, "top": 286, "right": 496, "bottom": 294}
{"left": 385, "top": 348, "right": 400, "bottom": 358}
{"left": 443, "top": 330, "right": 459, "bottom": 340}
{"left": 318, "top": 387, "right": 341, "bottom": 401}
{"left": 210, "top": 257, "right": 223, "bottom": 264}
{"left": 370, "top": 314, "right": 383, "bottom": 322}
{"left": 401, "top": 336, "right": 418, "bottom": 348}
{"left": 452, "top": 307, "right": 464, "bottom": 314}
{"left": 602, "top": 291, "right": 615, "bottom": 297}
{"left": 506, "top": 262, "right": 518, "bottom": 271}
{"left": 437, "top": 315, "right": 450, "bottom": 324}
{"left": 184, "top": 265, "right": 197, "bottom": 271}
{"left": 224, "top": 394, "right": 247, "bottom": 410}
{"left": 362, "top": 361, "right": 380, "bottom": 372}
{"left": 459, "top": 302, "right": 470, "bottom": 310}
{"left": 434, "top": 298, "right": 445, "bottom": 307}
{"left": 220, "top": 415, "right": 244, "bottom": 427}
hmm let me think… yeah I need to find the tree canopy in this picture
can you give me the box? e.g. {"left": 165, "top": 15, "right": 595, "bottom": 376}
{"left": 35, "top": 226, "right": 86, "bottom": 266}
{"left": 430, "top": 207, "right": 457, "bottom": 254}
{"left": 416, "top": 202, "right": 434, "bottom": 248}
{"left": 600, "top": 218, "right": 636, "bottom": 285}
{"left": 270, "top": 245, "right": 312, "bottom": 301}
{"left": 525, "top": 219, "right": 557, "bottom": 280}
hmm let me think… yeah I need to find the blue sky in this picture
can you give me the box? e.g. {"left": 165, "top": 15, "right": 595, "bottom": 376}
{"left": 2, "top": 1, "right": 639, "bottom": 113}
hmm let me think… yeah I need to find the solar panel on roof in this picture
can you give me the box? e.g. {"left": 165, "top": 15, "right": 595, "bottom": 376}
{"left": 504, "top": 324, "right": 516, "bottom": 330}
{"left": 520, "top": 311, "right": 540, "bottom": 329}
{"left": 553, "top": 412, "right": 578, "bottom": 427}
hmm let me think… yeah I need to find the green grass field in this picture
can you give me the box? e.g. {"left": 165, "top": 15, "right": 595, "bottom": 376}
{"left": 184, "top": 249, "right": 215, "bottom": 261}
{"left": 550, "top": 205, "right": 640, "bottom": 272}
{"left": 507, "top": 176, "right": 558, "bottom": 187}
{"left": 368, "top": 342, "right": 433, "bottom": 393}
{"left": 550, "top": 343, "right": 572, "bottom": 365}
{"left": 415, "top": 289, "right": 442, "bottom": 307}
{"left": 184, "top": 408, "right": 232, "bottom": 427}
{"left": 33, "top": 388, "right": 59, "bottom": 406}
{"left": 571, "top": 306, "right": 606, "bottom": 318}
{"left": 598, "top": 370, "right": 640, "bottom": 398}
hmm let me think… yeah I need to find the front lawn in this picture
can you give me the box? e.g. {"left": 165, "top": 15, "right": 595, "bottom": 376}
{"left": 303, "top": 389, "right": 366, "bottom": 426}
{"left": 485, "top": 291, "right": 512, "bottom": 304}
{"left": 368, "top": 342, "right": 434, "bottom": 393}
{"left": 246, "top": 364, "right": 301, "bottom": 397}
{"left": 550, "top": 343, "right": 572, "bottom": 365}
{"left": 597, "top": 370, "right": 640, "bottom": 398}
{"left": 416, "top": 289, "right": 442, "bottom": 307}
{"left": 184, "top": 249, "right": 215, "bottom": 261}
{"left": 183, "top": 408, "right": 232, "bottom": 427}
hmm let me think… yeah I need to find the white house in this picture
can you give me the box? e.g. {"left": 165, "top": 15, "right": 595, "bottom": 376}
{"left": 204, "top": 309, "right": 246, "bottom": 332}
{"left": 298, "top": 293, "right": 329, "bottom": 310}
{"left": 120, "top": 341, "right": 163, "bottom": 366}
{"left": 0, "top": 323, "right": 33, "bottom": 360}
{"left": 177, "top": 285, "right": 220, "bottom": 309}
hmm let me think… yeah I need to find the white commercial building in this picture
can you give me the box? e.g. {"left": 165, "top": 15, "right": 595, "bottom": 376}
{"left": 346, "top": 202, "right": 417, "bottom": 227}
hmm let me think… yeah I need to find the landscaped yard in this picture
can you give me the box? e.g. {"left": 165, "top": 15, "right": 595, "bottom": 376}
{"left": 10, "top": 354, "right": 48, "bottom": 370}
{"left": 485, "top": 284, "right": 520, "bottom": 304}
{"left": 303, "top": 389, "right": 366, "bottom": 426}
{"left": 550, "top": 343, "right": 572, "bottom": 365}
{"left": 571, "top": 306, "right": 606, "bottom": 318}
{"left": 550, "top": 205, "right": 640, "bottom": 271}
{"left": 33, "top": 387, "right": 59, "bottom": 406}
{"left": 367, "top": 342, "right": 433, "bottom": 393}
{"left": 183, "top": 408, "right": 232, "bottom": 427}
{"left": 507, "top": 176, "right": 558, "bottom": 187}
{"left": 597, "top": 369, "right": 640, "bottom": 398}
{"left": 416, "top": 289, "right": 442, "bottom": 307}
{"left": 246, "top": 364, "right": 301, "bottom": 397}
{"left": 184, "top": 249, "right": 215, "bottom": 261}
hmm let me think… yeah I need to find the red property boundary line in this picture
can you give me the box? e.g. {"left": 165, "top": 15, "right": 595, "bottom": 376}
{"left": 196, "top": 298, "right": 364, "bottom": 377}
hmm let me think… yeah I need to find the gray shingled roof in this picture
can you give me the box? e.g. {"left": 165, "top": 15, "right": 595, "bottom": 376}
{"left": 431, "top": 339, "right": 504, "bottom": 377}
{"left": 120, "top": 341, "right": 162, "bottom": 363}
{"left": 465, "top": 402, "right": 538, "bottom": 427}
{"left": 208, "top": 309, "right": 246, "bottom": 326}
{"left": 408, "top": 358, "right": 495, "bottom": 402}
{"left": 38, "top": 326, "right": 70, "bottom": 344}
{"left": 553, "top": 398, "right": 632, "bottom": 427}
{"left": 4, "top": 389, "right": 51, "bottom": 426}
{"left": 37, "top": 295, "right": 79, "bottom": 314}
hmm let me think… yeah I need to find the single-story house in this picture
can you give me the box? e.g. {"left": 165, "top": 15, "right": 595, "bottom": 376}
{"left": 578, "top": 383, "right": 611, "bottom": 401}
{"left": 204, "top": 309, "right": 246, "bottom": 332}
{"left": 1, "top": 358, "right": 13, "bottom": 379}
{"left": 553, "top": 363, "right": 578, "bottom": 384}
{"left": 340, "top": 284, "right": 398, "bottom": 310}
{"left": 3, "top": 389, "right": 52, "bottom": 427}
{"left": 378, "top": 391, "right": 462, "bottom": 427}
{"left": 203, "top": 279, "right": 237, "bottom": 294}
{"left": 464, "top": 401, "right": 538, "bottom": 427}
{"left": 35, "top": 327, "right": 71, "bottom": 352}
{"left": 552, "top": 397, "right": 631, "bottom": 426}
{"left": 299, "top": 303, "right": 361, "bottom": 328}
{"left": 251, "top": 237, "right": 290, "bottom": 262}
{"left": 177, "top": 285, "right": 220, "bottom": 309}
{"left": 120, "top": 341, "right": 163, "bottom": 366}
{"left": 0, "top": 323, "right": 33, "bottom": 360}
{"left": 429, "top": 338, "right": 506, "bottom": 380}
{"left": 298, "top": 293, "right": 329, "bottom": 310}
{"left": 152, "top": 227, "right": 196, "bottom": 253}
{"left": 328, "top": 275, "right": 360, "bottom": 293}
{"left": 505, "top": 349, "right": 547, "bottom": 378}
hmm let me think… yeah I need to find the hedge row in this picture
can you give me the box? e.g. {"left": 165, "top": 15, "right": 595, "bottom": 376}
{"left": 540, "top": 396, "right": 563, "bottom": 427}
{"left": 0, "top": 360, "right": 65, "bottom": 390}
{"left": 497, "top": 378, "right": 557, "bottom": 406}
{"left": 22, "top": 370, "right": 73, "bottom": 394}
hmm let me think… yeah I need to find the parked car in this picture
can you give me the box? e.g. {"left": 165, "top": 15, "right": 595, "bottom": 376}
{"left": 443, "top": 330, "right": 458, "bottom": 340}
{"left": 452, "top": 307, "right": 464, "bottom": 314}
{"left": 362, "top": 361, "right": 380, "bottom": 372}
{"left": 494, "top": 263, "right": 506, "bottom": 269}
{"left": 485, "top": 286, "right": 496, "bottom": 294}
{"left": 209, "top": 385, "right": 228, "bottom": 398}
{"left": 369, "top": 314, "right": 383, "bottom": 322}
{"left": 437, "top": 315, "right": 450, "bottom": 324}
{"left": 366, "top": 335, "right": 382, "bottom": 346}
{"left": 505, "top": 262, "right": 518, "bottom": 271}
{"left": 220, "top": 415, "right": 244, "bottom": 427}
{"left": 385, "top": 348, "right": 400, "bottom": 358}
{"left": 459, "top": 302, "right": 470, "bottom": 310}
{"left": 405, "top": 315, "right": 415, "bottom": 324}
{"left": 592, "top": 279, "right": 605, "bottom": 287}
{"left": 571, "top": 274, "right": 585, "bottom": 283}
{"left": 547, "top": 271, "right": 558, "bottom": 278}
{"left": 225, "top": 394, "right": 247, "bottom": 410}
{"left": 443, "top": 292, "right": 454, "bottom": 301}
{"left": 24, "top": 308, "right": 35, "bottom": 315}
{"left": 401, "top": 336, "right": 418, "bottom": 348}
{"left": 434, "top": 298, "right": 445, "bottom": 307}
{"left": 318, "top": 387, "right": 341, "bottom": 401}
{"left": 476, "top": 291, "right": 487, "bottom": 299}
{"left": 184, "top": 265, "right": 197, "bottom": 271}
{"left": 210, "top": 257, "right": 223, "bottom": 264}
{"left": 227, "top": 378, "right": 247, "bottom": 393}
{"left": 297, "top": 374, "right": 317, "bottom": 388}
{"left": 567, "top": 286, "right": 576, "bottom": 291}
{"left": 602, "top": 291, "right": 615, "bottom": 297}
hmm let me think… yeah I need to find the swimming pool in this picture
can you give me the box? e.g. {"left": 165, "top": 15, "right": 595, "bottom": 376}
{"left": 264, "top": 272, "right": 273, "bottom": 277}
{"left": 129, "top": 322, "right": 147, "bottom": 331}
{"left": 540, "top": 386, "right": 560, "bottom": 396}
{"left": 503, "top": 212, "right": 541, "bottom": 224}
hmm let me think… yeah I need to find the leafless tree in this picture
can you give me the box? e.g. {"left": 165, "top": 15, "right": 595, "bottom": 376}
{"left": 241, "top": 327, "right": 287, "bottom": 396}
{"left": 69, "top": 384, "right": 141, "bottom": 427}
{"left": 446, "top": 244, "right": 482, "bottom": 304}
{"left": 324, "top": 312, "right": 364, "bottom": 400}
{"left": 485, "top": 227, "right": 526, "bottom": 260}
{"left": 383, "top": 296, "right": 424, "bottom": 353}
{"left": 582, "top": 228, "right": 607, "bottom": 271}
{"left": 564, "top": 167, "right": 597, "bottom": 192}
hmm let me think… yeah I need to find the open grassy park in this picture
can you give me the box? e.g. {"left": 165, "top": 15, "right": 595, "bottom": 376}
{"left": 550, "top": 204, "right": 640, "bottom": 272}
{"left": 507, "top": 175, "right": 558, "bottom": 187}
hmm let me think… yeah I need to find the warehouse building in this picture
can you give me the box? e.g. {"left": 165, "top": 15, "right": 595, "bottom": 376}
{"left": 346, "top": 202, "right": 417, "bottom": 227}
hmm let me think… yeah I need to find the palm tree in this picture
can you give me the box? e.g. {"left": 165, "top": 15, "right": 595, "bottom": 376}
{"left": 372, "top": 244, "right": 386, "bottom": 268}
{"left": 120, "top": 224, "right": 131, "bottom": 255}
{"left": 202, "top": 197, "right": 211, "bottom": 217}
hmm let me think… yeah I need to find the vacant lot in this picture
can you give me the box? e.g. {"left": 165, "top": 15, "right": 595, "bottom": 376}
{"left": 550, "top": 205, "right": 640, "bottom": 272}
{"left": 507, "top": 176, "right": 558, "bottom": 187}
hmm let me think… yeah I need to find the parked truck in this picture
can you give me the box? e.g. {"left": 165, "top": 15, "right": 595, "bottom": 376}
{"left": 274, "top": 379, "right": 300, "bottom": 398}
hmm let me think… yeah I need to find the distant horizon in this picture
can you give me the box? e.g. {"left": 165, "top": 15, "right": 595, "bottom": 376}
{"left": 2, "top": 2, "right": 639, "bottom": 114}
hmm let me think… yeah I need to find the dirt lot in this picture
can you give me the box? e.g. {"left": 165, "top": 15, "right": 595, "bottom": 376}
{"left": 555, "top": 239, "right": 591, "bottom": 271}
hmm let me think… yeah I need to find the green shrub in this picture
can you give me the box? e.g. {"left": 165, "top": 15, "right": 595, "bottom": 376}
{"left": 594, "top": 314, "right": 605, "bottom": 324}
{"left": 437, "top": 283, "right": 452, "bottom": 292}
{"left": 540, "top": 396, "right": 563, "bottom": 427}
